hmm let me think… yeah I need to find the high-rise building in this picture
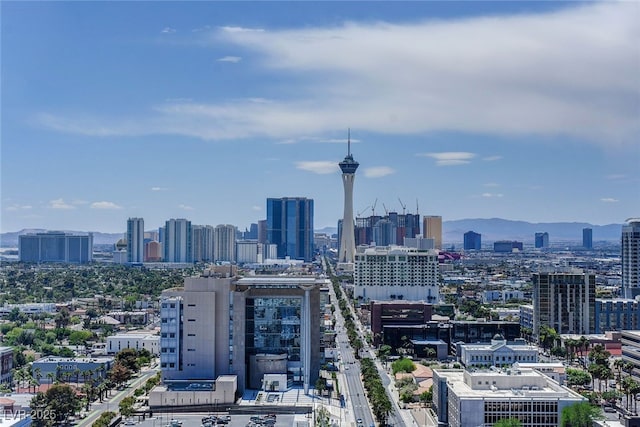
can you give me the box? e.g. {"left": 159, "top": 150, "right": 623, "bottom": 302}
{"left": 191, "top": 225, "right": 214, "bottom": 262}
{"left": 127, "top": 218, "right": 144, "bottom": 263}
{"left": 257, "top": 220, "right": 267, "bottom": 244}
{"left": 266, "top": 197, "right": 314, "bottom": 262}
{"left": 160, "top": 275, "right": 233, "bottom": 381}
{"left": 622, "top": 218, "right": 640, "bottom": 298}
{"left": 463, "top": 231, "right": 482, "bottom": 250}
{"left": 423, "top": 216, "right": 442, "bottom": 249}
{"left": 533, "top": 271, "right": 595, "bottom": 339}
{"left": 163, "top": 218, "right": 192, "bottom": 263}
{"left": 214, "top": 224, "right": 237, "bottom": 263}
{"left": 338, "top": 132, "right": 359, "bottom": 263}
{"left": 19, "top": 232, "right": 93, "bottom": 263}
{"left": 534, "top": 232, "right": 549, "bottom": 249}
{"left": 582, "top": 227, "right": 593, "bottom": 249}
{"left": 494, "top": 240, "right": 524, "bottom": 252}
{"left": 354, "top": 246, "right": 439, "bottom": 302}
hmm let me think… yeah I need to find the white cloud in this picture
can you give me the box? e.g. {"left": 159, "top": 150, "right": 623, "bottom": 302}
{"left": 363, "top": 166, "right": 395, "bottom": 178}
{"left": 34, "top": 2, "right": 639, "bottom": 145}
{"left": 161, "top": 27, "right": 176, "bottom": 34}
{"left": 251, "top": 205, "right": 262, "bottom": 211}
{"left": 91, "top": 201, "right": 123, "bottom": 210}
{"left": 178, "top": 204, "right": 194, "bottom": 210}
{"left": 5, "top": 204, "right": 32, "bottom": 211}
{"left": 481, "top": 193, "right": 504, "bottom": 198}
{"left": 483, "top": 156, "right": 502, "bottom": 161}
{"left": 484, "top": 183, "right": 500, "bottom": 187}
{"left": 218, "top": 56, "right": 242, "bottom": 63}
{"left": 48, "top": 198, "right": 75, "bottom": 210}
{"left": 151, "top": 187, "right": 168, "bottom": 191}
{"left": 295, "top": 161, "right": 339, "bottom": 174}
{"left": 600, "top": 198, "right": 619, "bottom": 203}
{"left": 418, "top": 152, "right": 475, "bottom": 166}
{"left": 220, "top": 26, "right": 265, "bottom": 34}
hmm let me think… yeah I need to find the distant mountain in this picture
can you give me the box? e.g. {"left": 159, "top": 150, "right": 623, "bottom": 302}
{"left": 443, "top": 218, "right": 622, "bottom": 243}
{"left": 315, "top": 226, "right": 338, "bottom": 236}
{"left": 0, "top": 229, "right": 123, "bottom": 247}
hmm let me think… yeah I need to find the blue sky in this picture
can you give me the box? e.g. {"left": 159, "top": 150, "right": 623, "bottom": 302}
{"left": 2, "top": 1, "right": 639, "bottom": 233}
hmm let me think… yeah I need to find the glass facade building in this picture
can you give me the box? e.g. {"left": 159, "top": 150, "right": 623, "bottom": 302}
{"left": 19, "top": 232, "right": 93, "bottom": 263}
{"left": 266, "top": 197, "right": 314, "bottom": 262}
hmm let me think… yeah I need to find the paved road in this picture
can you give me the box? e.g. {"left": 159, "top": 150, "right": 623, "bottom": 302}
{"left": 329, "top": 278, "right": 376, "bottom": 427}
{"left": 77, "top": 368, "right": 158, "bottom": 427}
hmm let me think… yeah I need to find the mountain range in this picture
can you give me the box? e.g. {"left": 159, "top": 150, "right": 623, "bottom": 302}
{"left": 1, "top": 219, "right": 623, "bottom": 247}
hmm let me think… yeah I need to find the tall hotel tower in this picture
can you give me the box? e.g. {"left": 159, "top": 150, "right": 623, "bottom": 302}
{"left": 127, "top": 218, "right": 145, "bottom": 263}
{"left": 338, "top": 131, "right": 359, "bottom": 264}
{"left": 622, "top": 218, "right": 640, "bottom": 298}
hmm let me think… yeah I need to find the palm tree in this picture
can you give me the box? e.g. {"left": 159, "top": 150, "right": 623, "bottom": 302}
{"left": 46, "top": 372, "right": 57, "bottom": 384}
{"left": 578, "top": 336, "right": 590, "bottom": 367}
{"left": 614, "top": 359, "right": 626, "bottom": 388}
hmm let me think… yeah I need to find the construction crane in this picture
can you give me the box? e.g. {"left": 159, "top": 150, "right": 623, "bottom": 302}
{"left": 357, "top": 206, "right": 370, "bottom": 218}
{"left": 382, "top": 203, "right": 389, "bottom": 216}
{"left": 371, "top": 198, "right": 378, "bottom": 216}
{"left": 398, "top": 198, "right": 407, "bottom": 215}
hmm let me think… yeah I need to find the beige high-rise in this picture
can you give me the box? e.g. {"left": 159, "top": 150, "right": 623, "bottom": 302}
{"left": 423, "top": 215, "right": 442, "bottom": 249}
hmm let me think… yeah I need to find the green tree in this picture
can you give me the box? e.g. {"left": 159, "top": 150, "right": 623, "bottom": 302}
{"left": 566, "top": 368, "right": 591, "bottom": 388}
{"left": 494, "top": 418, "right": 522, "bottom": 427}
{"left": 392, "top": 357, "right": 416, "bottom": 375}
{"left": 108, "top": 362, "right": 131, "bottom": 387}
{"left": 119, "top": 396, "right": 136, "bottom": 417}
{"left": 560, "top": 401, "right": 603, "bottom": 427}
{"left": 46, "top": 383, "right": 81, "bottom": 424}
{"left": 115, "top": 348, "right": 140, "bottom": 372}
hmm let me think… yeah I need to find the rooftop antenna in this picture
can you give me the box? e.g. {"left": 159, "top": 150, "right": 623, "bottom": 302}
{"left": 416, "top": 199, "right": 419, "bottom": 215}
{"left": 347, "top": 128, "right": 351, "bottom": 156}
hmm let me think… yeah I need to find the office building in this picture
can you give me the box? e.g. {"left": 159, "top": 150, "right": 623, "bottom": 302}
{"left": 582, "top": 227, "right": 593, "bottom": 249}
{"left": 160, "top": 274, "right": 233, "bottom": 382}
{"left": 245, "top": 223, "right": 258, "bottom": 240}
{"left": 233, "top": 276, "right": 326, "bottom": 393}
{"left": 33, "top": 356, "right": 113, "bottom": 384}
{"left": 533, "top": 272, "right": 595, "bottom": 339}
{"left": 163, "top": 219, "right": 192, "bottom": 263}
{"left": 622, "top": 218, "right": 640, "bottom": 298}
{"left": 463, "top": 231, "right": 481, "bottom": 251}
{"left": 458, "top": 334, "right": 538, "bottom": 367}
{"left": 338, "top": 132, "right": 359, "bottom": 264}
{"left": 423, "top": 216, "right": 443, "bottom": 249}
{"left": 372, "top": 218, "right": 396, "bottom": 246}
{"left": 369, "top": 301, "right": 433, "bottom": 346}
{"left": 266, "top": 197, "right": 314, "bottom": 262}
{"left": 432, "top": 368, "right": 585, "bottom": 427}
{"left": 354, "top": 212, "right": 420, "bottom": 247}
{"left": 127, "top": 218, "right": 145, "bottom": 263}
{"left": 19, "top": 231, "right": 93, "bottom": 263}
{"left": 494, "top": 240, "right": 524, "bottom": 253}
{"left": 354, "top": 246, "right": 439, "bottom": 302}
{"left": 595, "top": 298, "right": 640, "bottom": 333}
{"left": 214, "top": 224, "right": 237, "bottom": 263}
{"left": 534, "top": 232, "right": 549, "bottom": 249}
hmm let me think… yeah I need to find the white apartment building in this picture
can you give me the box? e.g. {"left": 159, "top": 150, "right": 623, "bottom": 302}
{"left": 459, "top": 335, "right": 538, "bottom": 367}
{"left": 107, "top": 333, "right": 159, "bottom": 355}
{"left": 432, "top": 368, "right": 585, "bottom": 427}
{"left": 354, "top": 246, "right": 439, "bottom": 302}
{"left": 214, "top": 224, "right": 237, "bottom": 263}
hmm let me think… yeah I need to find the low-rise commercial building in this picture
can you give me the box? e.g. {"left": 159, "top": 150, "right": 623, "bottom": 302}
{"left": 459, "top": 335, "right": 538, "bottom": 367}
{"left": 432, "top": 368, "right": 585, "bottom": 427}
{"left": 32, "top": 356, "right": 113, "bottom": 384}
{"left": 107, "top": 333, "right": 159, "bottom": 355}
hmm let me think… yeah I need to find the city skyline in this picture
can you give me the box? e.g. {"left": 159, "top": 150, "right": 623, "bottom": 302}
{"left": 2, "top": 1, "right": 639, "bottom": 233}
